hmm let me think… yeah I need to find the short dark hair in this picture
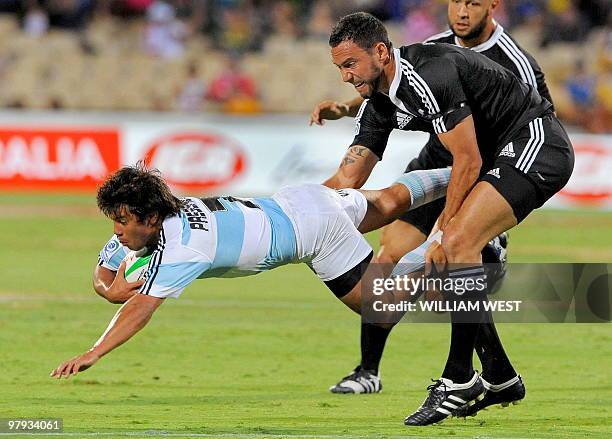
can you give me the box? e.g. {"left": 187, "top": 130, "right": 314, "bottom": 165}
{"left": 329, "top": 12, "right": 392, "bottom": 51}
{"left": 97, "top": 162, "right": 183, "bottom": 223}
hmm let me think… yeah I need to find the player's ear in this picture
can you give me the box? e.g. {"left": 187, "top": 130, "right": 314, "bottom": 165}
{"left": 490, "top": 0, "right": 500, "bottom": 11}
{"left": 375, "top": 42, "right": 390, "bottom": 63}
{"left": 146, "top": 214, "right": 161, "bottom": 227}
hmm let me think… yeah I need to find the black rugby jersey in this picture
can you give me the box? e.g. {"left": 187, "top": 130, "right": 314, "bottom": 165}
{"left": 424, "top": 24, "right": 554, "bottom": 110}
{"left": 351, "top": 43, "right": 552, "bottom": 165}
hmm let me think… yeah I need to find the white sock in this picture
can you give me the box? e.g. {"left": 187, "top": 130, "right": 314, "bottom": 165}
{"left": 394, "top": 168, "right": 451, "bottom": 210}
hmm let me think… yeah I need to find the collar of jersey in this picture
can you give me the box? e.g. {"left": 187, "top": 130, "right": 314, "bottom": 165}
{"left": 454, "top": 20, "right": 504, "bottom": 53}
{"left": 388, "top": 47, "right": 411, "bottom": 114}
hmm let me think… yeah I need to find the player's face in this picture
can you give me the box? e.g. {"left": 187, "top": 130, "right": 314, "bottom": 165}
{"left": 448, "top": 0, "right": 495, "bottom": 41}
{"left": 331, "top": 40, "right": 385, "bottom": 98}
{"left": 112, "top": 209, "right": 160, "bottom": 251}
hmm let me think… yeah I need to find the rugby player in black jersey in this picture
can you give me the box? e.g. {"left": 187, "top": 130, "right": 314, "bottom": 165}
{"left": 318, "top": 0, "right": 556, "bottom": 415}
{"left": 318, "top": 0, "right": 555, "bottom": 413}
{"left": 323, "top": 12, "right": 574, "bottom": 425}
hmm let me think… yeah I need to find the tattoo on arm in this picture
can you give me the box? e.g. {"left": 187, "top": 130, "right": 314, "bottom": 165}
{"left": 341, "top": 146, "right": 367, "bottom": 167}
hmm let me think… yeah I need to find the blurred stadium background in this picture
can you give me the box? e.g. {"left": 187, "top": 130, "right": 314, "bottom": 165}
{"left": 0, "top": 1, "right": 610, "bottom": 438}
{"left": 0, "top": 0, "right": 608, "bottom": 121}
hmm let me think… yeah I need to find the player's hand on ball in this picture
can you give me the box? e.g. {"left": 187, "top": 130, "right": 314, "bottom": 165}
{"left": 309, "top": 100, "right": 350, "bottom": 126}
{"left": 50, "top": 350, "right": 100, "bottom": 379}
{"left": 108, "top": 261, "right": 145, "bottom": 303}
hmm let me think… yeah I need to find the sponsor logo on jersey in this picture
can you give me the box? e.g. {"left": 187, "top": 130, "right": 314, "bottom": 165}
{"left": 103, "top": 239, "right": 121, "bottom": 261}
{"left": 144, "top": 133, "right": 246, "bottom": 191}
{"left": 336, "top": 189, "right": 350, "bottom": 197}
{"left": 396, "top": 112, "right": 413, "bottom": 129}
{"left": 487, "top": 168, "right": 501, "bottom": 179}
{"left": 499, "top": 142, "right": 516, "bottom": 158}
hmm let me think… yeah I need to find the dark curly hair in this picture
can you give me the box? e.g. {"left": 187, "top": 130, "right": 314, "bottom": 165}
{"left": 97, "top": 162, "right": 183, "bottom": 223}
{"left": 329, "top": 12, "right": 392, "bottom": 51}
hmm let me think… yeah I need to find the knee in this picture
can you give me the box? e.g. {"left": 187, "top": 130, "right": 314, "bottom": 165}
{"left": 377, "top": 243, "right": 402, "bottom": 265}
{"left": 378, "top": 188, "right": 403, "bottom": 219}
{"left": 378, "top": 229, "right": 408, "bottom": 265}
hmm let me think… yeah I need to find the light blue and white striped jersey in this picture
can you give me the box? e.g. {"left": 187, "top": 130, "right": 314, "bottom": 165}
{"left": 98, "top": 196, "right": 298, "bottom": 298}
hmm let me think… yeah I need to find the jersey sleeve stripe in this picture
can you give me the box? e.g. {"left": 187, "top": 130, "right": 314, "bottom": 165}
{"left": 400, "top": 58, "right": 441, "bottom": 114}
{"left": 141, "top": 228, "right": 167, "bottom": 295}
{"left": 354, "top": 98, "right": 369, "bottom": 134}
{"left": 432, "top": 116, "right": 447, "bottom": 134}
{"left": 498, "top": 34, "right": 537, "bottom": 88}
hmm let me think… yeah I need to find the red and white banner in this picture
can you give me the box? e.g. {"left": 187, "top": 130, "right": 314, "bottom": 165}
{"left": 550, "top": 137, "right": 612, "bottom": 209}
{"left": 142, "top": 132, "right": 247, "bottom": 192}
{"left": 0, "top": 126, "right": 120, "bottom": 191}
{"left": 0, "top": 112, "right": 609, "bottom": 210}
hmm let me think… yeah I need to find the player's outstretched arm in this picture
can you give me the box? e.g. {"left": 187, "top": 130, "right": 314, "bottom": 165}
{"left": 308, "top": 96, "right": 363, "bottom": 126}
{"left": 50, "top": 293, "right": 164, "bottom": 379}
{"left": 93, "top": 261, "right": 144, "bottom": 304}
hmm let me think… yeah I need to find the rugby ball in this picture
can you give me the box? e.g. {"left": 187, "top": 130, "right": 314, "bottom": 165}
{"left": 123, "top": 248, "right": 152, "bottom": 282}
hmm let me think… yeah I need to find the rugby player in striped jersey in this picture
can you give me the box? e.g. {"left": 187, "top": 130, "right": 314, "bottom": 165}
{"left": 50, "top": 164, "right": 450, "bottom": 388}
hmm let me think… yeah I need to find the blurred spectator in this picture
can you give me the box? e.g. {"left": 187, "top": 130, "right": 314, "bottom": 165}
{"left": 107, "top": 0, "right": 154, "bottom": 18}
{"left": 271, "top": 1, "right": 299, "bottom": 39}
{"left": 564, "top": 60, "right": 609, "bottom": 133}
{"left": 0, "top": 1, "right": 21, "bottom": 13}
{"left": 541, "top": 0, "right": 589, "bottom": 47}
{"left": 174, "top": 0, "right": 208, "bottom": 36}
{"left": 216, "top": 4, "right": 254, "bottom": 52}
{"left": 45, "top": 0, "right": 96, "bottom": 30}
{"left": 143, "top": 0, "right": 188, "bottom": 58}
{"left": 174, "top": 61, "right": 207, "bottom": 112}
{"left": 306, "top": 0, "right": 334, "bottom": 40}
{"left": 23, "top": 2, "right": 49, "bottom": 36}
{"left": 207, "top": 54, "right": 261, "bottom": 114}
{"left": 576, "top": 0, "right": 610, "bottom": 28}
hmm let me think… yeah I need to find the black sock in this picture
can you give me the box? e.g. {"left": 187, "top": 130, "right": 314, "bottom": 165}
{"left": 475, "top": 310, "right": 517, "bottom": 383}
{"left": 442, "top": 321, "right": 480, "bottom": 383}
{"left": 441, "top": 265, "right": 487, "bottom": 383}
{"left": 360, "top": 322, "right": 392, "bottom": 373}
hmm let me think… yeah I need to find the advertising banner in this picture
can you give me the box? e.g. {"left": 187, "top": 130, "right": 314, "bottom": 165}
{"left": 0, "top": 112, "right": 609, "bottom": 209}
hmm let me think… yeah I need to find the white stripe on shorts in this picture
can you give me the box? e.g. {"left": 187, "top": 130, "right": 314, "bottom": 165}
{"left": 515, "top": 118, "right": 544, "bottom": 173}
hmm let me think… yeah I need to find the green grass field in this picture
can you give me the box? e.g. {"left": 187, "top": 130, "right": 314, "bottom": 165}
{"left": 0, "top": 194, "right": 610, "bottom": 439}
